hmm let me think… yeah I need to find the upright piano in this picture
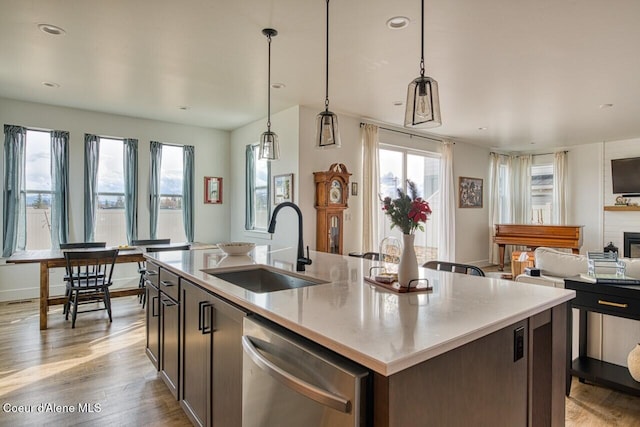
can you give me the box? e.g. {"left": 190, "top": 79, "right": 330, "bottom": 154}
{"left": 494, "top": 224, "right": 584, "bottom": 271}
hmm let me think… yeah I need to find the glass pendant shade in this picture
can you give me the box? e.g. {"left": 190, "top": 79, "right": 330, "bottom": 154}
{"left": 315, "top": 110, "right": 341, "bottom": 148}
{"left": 259, "top": 130, "right": 279, "bottom": 160}
{"left": 315, "top": 0, "right": 340, "bottom": 149}
{"left": 404, "top": 0, "right": 442, "bottom": 129}
{"left": 259, "top": 28, "right": 279, "bottom": 160}
{"left": 405, "top": 76, "right": 441, "bottom": 128}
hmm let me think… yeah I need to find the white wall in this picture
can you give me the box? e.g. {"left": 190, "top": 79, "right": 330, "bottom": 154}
{"left": 230, "top": 104, "right": 492, "bottom": 263}
{"left": 567, "top": 142, "right": 604, "bottom": 253}
{"left": 0, "top": 97, "right": 230, "bottom": 301}
{"left": 298, "top": 106, "right": 363, "bottom": 254}
{"left": 229, "top": 105, "right": 300, "bottom": 247}
{"left": 452, "top": 142, "right": 491, "bottom": 264}
{"left": 601, "top": 138, "right": 640, "bottom": 366}
{"left": 603, "top": 138, "right": 640, "bottom": 250}
{"left": 230, "top": 105, "right": 363, "bottom": 254}
{"left": 563, "top": 138, "right": 640, "bottom": 366}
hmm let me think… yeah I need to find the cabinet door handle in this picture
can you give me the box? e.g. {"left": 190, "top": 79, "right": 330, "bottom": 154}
{"left": 160, "top": 280, "right": 175, "bottom": 287}
{"left": 161, "top": 297, "right": 177, "bottom": 307}
{"left": 198, "top": 301, "right": 206, "bottom": 331}
{"left": 202, "top": 303, "right": 215, "bottom": 335}
{"left": 199, "top": 301, "right": 214, "bottom": 334}
{"left": 151, "top": 296, "right": 159, "bottom": 317}
{"left": 598, "top": 299, "right": 628, "bottom": 308}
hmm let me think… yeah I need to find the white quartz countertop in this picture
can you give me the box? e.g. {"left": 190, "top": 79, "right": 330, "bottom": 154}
{"left": 146, "top": 245, "right": 575, "bottom": 376}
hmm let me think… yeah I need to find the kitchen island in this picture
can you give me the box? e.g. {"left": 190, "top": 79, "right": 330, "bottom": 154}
{"left": 146, "top": 245, "right": 574, "bottom": 426}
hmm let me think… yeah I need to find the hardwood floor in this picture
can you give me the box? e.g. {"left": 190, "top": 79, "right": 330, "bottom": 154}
{"left": 1, "top": 297, "right": 638, "bottom": 426}
{"left": 0, "top": 297, "right": 189, "bottom": 426}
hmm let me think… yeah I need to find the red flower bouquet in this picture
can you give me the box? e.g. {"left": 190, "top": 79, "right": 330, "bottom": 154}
{"left": 381, "top": 180, "right": 432, "bottom": 235}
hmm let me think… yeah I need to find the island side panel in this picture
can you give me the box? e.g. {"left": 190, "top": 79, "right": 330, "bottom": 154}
{"left": 383, "top": 320, "right": 529, "bottom": 427}
{"left": 551, "top": 304, "right": 567, "bottom": 426}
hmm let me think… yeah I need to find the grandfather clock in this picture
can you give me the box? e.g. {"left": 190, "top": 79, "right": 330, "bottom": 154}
{"left": 314, "top": 163, "right": 351, "bottom": 254}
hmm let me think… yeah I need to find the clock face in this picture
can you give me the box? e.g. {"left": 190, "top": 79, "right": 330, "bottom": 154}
{"left": 329, "top": 180, "right": 342, "bottom": 203}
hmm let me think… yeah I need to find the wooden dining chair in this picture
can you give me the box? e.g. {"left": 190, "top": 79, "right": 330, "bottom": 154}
{"left": 60, "top": 242, "right": 107, "bottom": 249}
{"left": 60, "top": 242, "right": 107, "bottom": 314}
{"left": 63, "top": 249, "right": 119, "bottom": 328}
{"left": 423, "top": 260, "right": 486, "bottom": 277}
{"left": 131, "top": 239, "right": 171, "bottom": 307}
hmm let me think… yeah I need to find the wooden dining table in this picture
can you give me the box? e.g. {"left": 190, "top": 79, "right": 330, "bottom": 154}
{"left": 6, "top": 243, "right": 211, "bottom": 330}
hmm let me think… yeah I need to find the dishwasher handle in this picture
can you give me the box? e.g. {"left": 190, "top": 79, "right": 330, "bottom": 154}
{"left": 241, "top": 335, "right": 351, "bottom": 414}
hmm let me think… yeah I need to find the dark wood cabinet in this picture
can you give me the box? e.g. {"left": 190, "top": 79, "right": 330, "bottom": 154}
{"left": 145, "top": 266, "right": 160, "bottom": 370}
{"left": 180, "top": 279, "right": 246, "bottom": 427}
{"left": 373, "top": 306, "right": 567, "bottom": 426}
{"left": 160, "top": 292, "right": 180, "bottom": 399}
{"left": 565, "top": 277, "right": 640, "bottom": 396}
{"left": 145, "top": 260, "right": 181, "bottom": 399}
{"left": 181, "top": 280, "right": 210, "bottom": 427}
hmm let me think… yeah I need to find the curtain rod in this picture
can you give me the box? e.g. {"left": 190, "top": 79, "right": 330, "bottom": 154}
{"left": 491, "top": 150, "right": 568, "bottom": 156}
{"left": 360, "top": 122, "right": 444, "bottom": 143}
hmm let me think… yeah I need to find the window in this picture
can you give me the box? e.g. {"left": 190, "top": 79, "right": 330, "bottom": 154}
{"left": 149, "top": 141, "right": 193, "bottom": 242}
{"left": 25, "top": 130, "right": 52, "bottom": 250}
{"left": 378, "top": 146, "right": 441, "bottom": 264}
{"left": 531, "top": 164, "right": 553, "bottom": 224}
{"left": 246, "top": 144, "right": 271, "bottom": 231}
{"left": 497, "top": 163, "right": 510, "bottom": 223}
{"left": 94, "top": 138, "right": 127, "bottom": 246}
{"left": 158, "top": 145, "right": 187, "bottom": 242}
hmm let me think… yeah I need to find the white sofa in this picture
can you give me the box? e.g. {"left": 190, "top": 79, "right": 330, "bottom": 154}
{"left": 515, "top": 247, "right": 640, "bottom": 287}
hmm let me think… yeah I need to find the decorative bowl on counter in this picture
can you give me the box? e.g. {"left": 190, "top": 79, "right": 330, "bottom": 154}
{"left": 217, "top": 242, "right": 256, "bottom": 256}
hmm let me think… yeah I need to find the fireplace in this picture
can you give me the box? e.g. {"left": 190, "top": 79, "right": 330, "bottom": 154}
{"left": 623, "top": 232, "right": 640, "bottom": 258}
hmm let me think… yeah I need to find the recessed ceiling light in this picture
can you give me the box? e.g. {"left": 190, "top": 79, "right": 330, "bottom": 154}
{"left": 38, "top": 24, "right": 66, "bottom": 36}
{"left": 271, "top": 83, "right": 285, "bottom": 89}
{"left": 599, "top": 103, "right": 613, "bottom": 109}
{"left": 42, "top": 81, "right": 60, "bottom": 88}
{"left": 478, "top": 127, "right": 488, "bottom": 131}
{"left": 393, "top": 100, "right": 404, "bottom": 106}
{"left": 386, "top": 16, "right": 410, "bottom": 30}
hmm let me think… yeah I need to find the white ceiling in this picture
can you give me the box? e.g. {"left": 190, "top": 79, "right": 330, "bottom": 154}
{"left": 1, "top": 0, "right": 640, "bottom": 151}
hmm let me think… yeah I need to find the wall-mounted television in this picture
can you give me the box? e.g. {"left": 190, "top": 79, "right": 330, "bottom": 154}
{"left": 611, "top": 157, "right": 640, "bottom": 195}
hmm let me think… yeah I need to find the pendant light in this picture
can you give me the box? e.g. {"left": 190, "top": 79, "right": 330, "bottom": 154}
{"left": 315, "top": 0, "right": 341, "bottom": 149}
{"left": 404, "top": 0, "right": 441, "bottom": 128}
{"left": 259, "top": 28, "right": 279, "bottom": 160}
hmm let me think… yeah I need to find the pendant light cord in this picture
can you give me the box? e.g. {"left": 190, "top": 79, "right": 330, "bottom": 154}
{"left": 267, "top": 33, "right": 272, "bottom": 131}
{"left": 420, "top": 0, "right": 425, "bottom": 78}
{"left": 325, "top": 0, "right": 330, "bottom": 111}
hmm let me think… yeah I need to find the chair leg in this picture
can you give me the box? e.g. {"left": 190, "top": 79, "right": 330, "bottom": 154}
{"left": 64, "top": 287, "right": 71, "bottom": 320}
{"left": 104, "top": 287, "right": 113, "bottom": 322}
{"left": 71, "top": 289, "right": 79, "bottom": 328}
{"left": 62, "top": 287, "right": 70, "bottom": 315}
{"left": 141, "top": 282, "right": 147, "bottom": 309}
{"left": 138, "top": 274, "right": 145, "bottom": 303}
{"left": 62, "top": 289, "right": 71, "bottom": 320}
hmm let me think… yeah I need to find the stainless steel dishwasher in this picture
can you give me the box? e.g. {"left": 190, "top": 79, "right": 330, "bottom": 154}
{"left": 242, "top": 316, "right": 369, "bottom": 427}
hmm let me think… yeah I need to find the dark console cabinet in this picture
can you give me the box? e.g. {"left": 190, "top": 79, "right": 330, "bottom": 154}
{"left": 564, "top": 277, "right": 640, "bottom": 396}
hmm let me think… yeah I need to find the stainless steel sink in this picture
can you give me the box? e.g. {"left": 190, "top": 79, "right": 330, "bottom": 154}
{"left": 203, "top": 267, "right": 326, "bottom": 293}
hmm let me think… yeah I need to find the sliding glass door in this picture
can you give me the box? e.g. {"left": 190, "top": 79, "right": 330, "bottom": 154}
{"left": 378, "top": 146, "right": 441, "bottom": 264}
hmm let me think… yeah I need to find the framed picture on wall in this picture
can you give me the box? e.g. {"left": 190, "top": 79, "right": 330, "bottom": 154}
{"left": 458, "top": 177, "right": 483, "bottom": 208}
{"left": 204, "top": 176, "right": 223, "bottom": 204}
{"left": 273, "top": 173, "right": 294, "bottom": 205}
